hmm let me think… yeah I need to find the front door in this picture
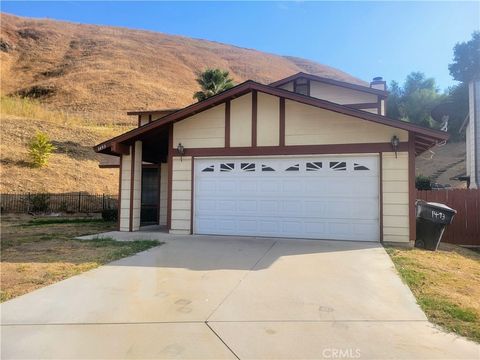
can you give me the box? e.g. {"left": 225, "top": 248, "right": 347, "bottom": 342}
{"left": 141, "top": 167, "right": 159, "bottom": 225}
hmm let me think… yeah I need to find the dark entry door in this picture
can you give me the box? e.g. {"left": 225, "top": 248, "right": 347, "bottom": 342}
{"left": 141, "top": 167, "right": 159, "bottom": 225}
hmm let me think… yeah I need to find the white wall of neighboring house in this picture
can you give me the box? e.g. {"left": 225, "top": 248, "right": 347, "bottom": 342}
{"left": 467, "top": 80, "right": 480, "bottom": 189}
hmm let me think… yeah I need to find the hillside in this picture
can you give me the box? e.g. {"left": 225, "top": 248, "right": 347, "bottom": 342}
{"left": 0, "top": 13, "right": 366, "bottom": 124}
{"left": 0, "top": 96, "right": 126, "bottom": 194}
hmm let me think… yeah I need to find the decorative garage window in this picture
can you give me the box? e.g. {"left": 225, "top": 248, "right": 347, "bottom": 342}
{"left": 286, "top": 164, "right": 300, "bottom": 171}
{"left": 262, "top": 165, "right": 275, "bottom": 172}
{"left": 354, "top": 163, "right": 370, "bottom": 171}
{"left": 306, "top": 162, "right": 323, "bottom": 171}
{"left": 330, "top": 161, "right": 347, "bottom": 171}
{"left": 241, "top": 163, "right": 255, "bottom": 172}
{"left": 202, "top": 165, "right": 215, "bottom": 172}
{"left": 220, "top": 163, "right": 235, "bottom": 172}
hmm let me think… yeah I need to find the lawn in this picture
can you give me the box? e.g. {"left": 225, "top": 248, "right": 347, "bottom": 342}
{"left": 385, "top": 243, "right": 480, "bottom": 343}
{"left": 1, "top": 214, "right": 161, "bottom": 302}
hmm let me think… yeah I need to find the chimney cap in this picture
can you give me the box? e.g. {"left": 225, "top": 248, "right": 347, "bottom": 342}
{"left": 372, "top": 76, "right": 384, "bottom": 82}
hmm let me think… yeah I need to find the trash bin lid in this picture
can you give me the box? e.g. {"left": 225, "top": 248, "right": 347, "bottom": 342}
{"left": 425, "top": 202, "right": 457, "bottom": 213}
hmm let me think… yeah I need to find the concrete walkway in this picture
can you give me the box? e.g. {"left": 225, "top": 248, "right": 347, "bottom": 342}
{"left": 2, "top": 235, "right": 479, "bottom": 359}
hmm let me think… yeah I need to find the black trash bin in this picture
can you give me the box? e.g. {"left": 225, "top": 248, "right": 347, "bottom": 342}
{"left": 415, "top": 200, "right": 457, "bottom": 251}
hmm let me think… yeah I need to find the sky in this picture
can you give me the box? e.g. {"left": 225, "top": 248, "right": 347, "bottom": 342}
{"left": 1, "top": 1, "right": 479, "bottom": 91}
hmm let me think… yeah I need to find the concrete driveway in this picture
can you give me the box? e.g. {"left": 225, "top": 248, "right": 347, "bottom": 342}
{"left": 2, "top": 235, "right": 479, "bottom": 359}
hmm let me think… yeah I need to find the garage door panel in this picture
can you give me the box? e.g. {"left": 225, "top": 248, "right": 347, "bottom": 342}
{"left": 195, "top": 156, "right": 379, "bottom": 241}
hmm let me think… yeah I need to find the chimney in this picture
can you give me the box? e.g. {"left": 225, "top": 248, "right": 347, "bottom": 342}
{"left": 370, "top": 76, "right": 386, "bottom": 91}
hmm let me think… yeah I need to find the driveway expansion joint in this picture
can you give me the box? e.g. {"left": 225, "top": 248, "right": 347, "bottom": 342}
{"left": 205, "top": 321, "right": 240, "bottom": 360}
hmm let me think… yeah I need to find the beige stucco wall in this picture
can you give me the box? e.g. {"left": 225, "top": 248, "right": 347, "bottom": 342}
{"left": 170, "top": 156, "right": 192, "bottom": 235}
{"left": 309, "top": 80, "right": 378, "bottom": 104}
{"left": 173, "top": 105, "right": 225, "bottom": 148}
{"left": 285, "top": 100, "right": 408, "bottom": 145}
{"left": 230, "top": 93, "right": 252, "bottom": 147}
{"left": 257, "top": 92, "right": 280, "bottom": 146}
{"left": 139, "top": 115, "right": 149, "bottom": 127}
{"left": 119, "top": 141, "right": 142, "bottom": 231}
{"left": 382, "top": 152, "right": 409, "bottom": 242}
{"left": 159, "top": 162, "right": 168, "bottom": 226}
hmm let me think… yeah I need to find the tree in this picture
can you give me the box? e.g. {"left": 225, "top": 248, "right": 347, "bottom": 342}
{"left": 448, "top": 31, "right": 480, "bottom": 83}
{"left": 386, "top": 72, "right": 445, "bottom": 128}
{"left": 28, "top": 132, "right": 56, "bottom": 168}
{"left": 193, "top": 68, "right": 235, "bottom": 102}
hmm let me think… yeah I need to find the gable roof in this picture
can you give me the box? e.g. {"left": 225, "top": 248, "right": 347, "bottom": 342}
{"left": 94, "top": 80, "right": 448, "bottom": 155}
{"left": 269, "top": 72, "right": 388, "bottom": 97}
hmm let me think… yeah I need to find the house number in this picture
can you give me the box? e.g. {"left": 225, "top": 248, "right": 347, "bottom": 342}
{"left": 431, "top": 210, "right": 446, "bottom": 221}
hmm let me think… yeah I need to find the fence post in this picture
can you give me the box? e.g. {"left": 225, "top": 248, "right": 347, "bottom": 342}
{"left": 102, "top": 194, "right": 105, "bottom": 210}
{"left": 78, "top": 192, "right": 81, "bottom": 213}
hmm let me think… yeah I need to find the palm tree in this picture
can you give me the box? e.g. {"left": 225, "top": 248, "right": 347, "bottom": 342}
{"left": 193, "top": 68, "right": 235, "bottom": 102}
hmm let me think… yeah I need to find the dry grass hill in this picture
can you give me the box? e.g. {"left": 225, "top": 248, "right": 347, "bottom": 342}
{"left": 0, "top": 13, "right": 365, "bottom": 124}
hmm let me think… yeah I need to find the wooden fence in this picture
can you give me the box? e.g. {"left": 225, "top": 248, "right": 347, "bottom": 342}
{"left": 416, "top": 189, "right": 480, "bottom": 246}
{"left": 0, "top": 193, "right": 118, "bottom": 214}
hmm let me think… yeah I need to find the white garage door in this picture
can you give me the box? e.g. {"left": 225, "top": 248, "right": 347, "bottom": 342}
{"left": 194, "top": 155, "right": 379, "bottom": 241}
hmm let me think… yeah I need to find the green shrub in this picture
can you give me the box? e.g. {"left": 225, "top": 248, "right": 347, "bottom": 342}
{"left": 101, "top": 209, "right": 118, "bottom": 222}
{"left": 416, "top": 175, "right": 432, "bottom": 190}
{"left": 28, "top": 132, "right": 56, "bottom": 168}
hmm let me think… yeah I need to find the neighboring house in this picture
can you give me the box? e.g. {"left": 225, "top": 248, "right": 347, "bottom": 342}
{"left": 95, "top": 72, "right": 447, "bottom": 242}
{"left": 462, "top": 80, "right": 480, "bottom": 189}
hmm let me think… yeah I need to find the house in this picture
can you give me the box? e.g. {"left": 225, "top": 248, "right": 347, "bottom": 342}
{"left": 462, "top": 80, "right": 480, "bottom": 188}
{"left": 94, "top": 72, "right": 448, "bottom": 242}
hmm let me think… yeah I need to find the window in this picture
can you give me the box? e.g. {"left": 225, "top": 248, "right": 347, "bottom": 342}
{"left": 306, "top": 162, "right": 323, "bottom": 171}
{"left": 202, "top": 165, "right": 214, "bottom": 172}
{"left": 241, "top": 163, "right": 255, "bottom": 172}
{"left": 286, "top": 164, "right": 300, "bottom": 171}
{"left": 262, "top": 164, "right": 275, "bottom": 172}
{"left": 354, "top": 163, "right": 369, "bottom": 171}
{"left": 329, "top": 161, "right": 347, "bottom": 171}
{"left": 220, "top": 163, "right": 234, "bottom": 172}
{"left": 294, "top": 78, "right": 309, "bottom": 96}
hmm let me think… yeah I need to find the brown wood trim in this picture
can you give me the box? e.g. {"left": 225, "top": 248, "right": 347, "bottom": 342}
{"left": 111, "top": 142, "right": 130, "bottom": 155}
{"left": 269, "top": 72, "right": 388, "bottom": 97}
{"left": 343, "top": 102, "right": 380, "bottom": 110}
{"left": 225, "top": 100, "right": 230, "bottom": 148}
{"left": 129, "top": 144, "right": 135, "bottom": 232}
{"left": 293, "top": 79, "right": 297, "bottom": 94}
{"left": 279, "top": 98, "right": 285, "bottom": 147}
{"left": 409, "top": 134, "right": 416, "bottom": 241}
{"left": 377, "top": 97, "right": 382, "bottom": 115}
{"left": 157, "top": 164, "right": 161, "bottom": 225}
{"left": 379, "top": 152, "right": 383, "bottom": 242}
{"left": 306, "top": 79, "right": 311, "bottom": 97}
{"left": 137, "top": 115, "right": 141, "bottom": 127}
{"left": 95, "top": 81, "right": 447, "bottom": 153}
{"left": 182, "top": 142, "right": 408, "bottom": 157}
{"left": 252, "top": 90, "right": 257, "bottom": 147}
{"left": 167, "top": 124, "right": 173, "bottom": 230}
{"left": 190, "top": 157, "right": 195, "bottom": 235}
{"left": 149, "top": 114, "right": 152, "bottom": 123}
{"left": 117, "top": 156, "right": 123, "bottom": 231}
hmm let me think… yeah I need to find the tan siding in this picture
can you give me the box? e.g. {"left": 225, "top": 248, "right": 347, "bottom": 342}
{"left": 280, "top": 82, "right": 294, "bottom": 92}
{"left": 173, "top": 105, "right": 225, "bottom": 148}
{"left": 382, "top": 152, "right": 409, "bottom": 242}
{"left": 139, "top": 114, "right": 149, "bottom": 126}
{"left": 159, "top": 162, "right": 168, "bottom": 226}
{"left": 309, "top": 80, "right": 378, "bottom": 104}
{"left": 119, "top": 149, "right": 132, "bottom": 231}
{"left": 230, "top": 93, "right": 252, "bottom": 147}
{"left": 257, "top": 93, "right": 280, "bottom": 146}
{"left": 169, "top": 156, "right": 192, "bottom": 235}
{"left": 285, "top": 100, "right": 408, "bottom": 145}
